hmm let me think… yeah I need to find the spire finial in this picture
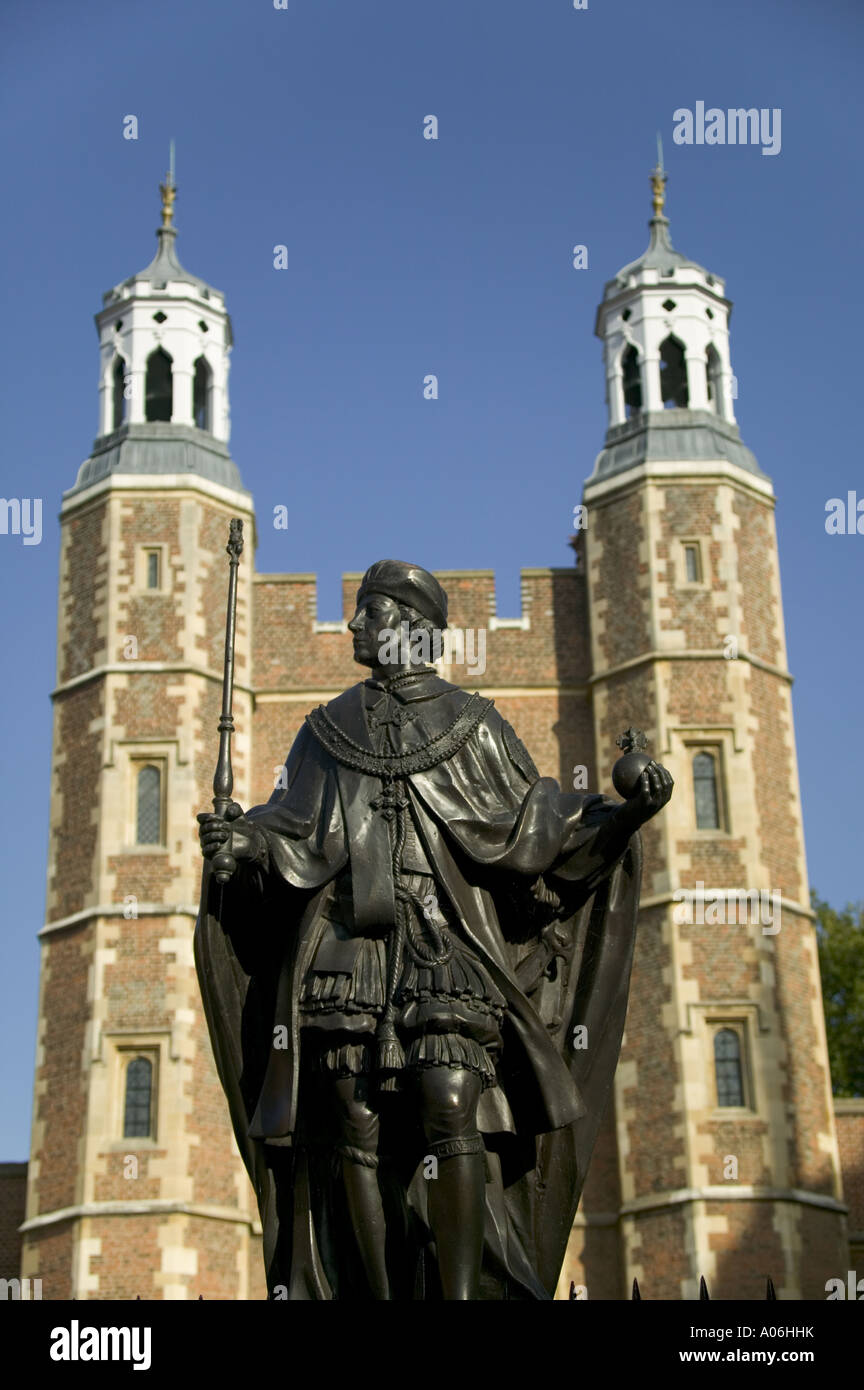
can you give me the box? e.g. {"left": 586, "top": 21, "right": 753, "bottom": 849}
{"left": 651, "top": 132, "right": 667, "bottom": 217}
{"left": 159, "top": 140, "right": 176, "bottom": 230}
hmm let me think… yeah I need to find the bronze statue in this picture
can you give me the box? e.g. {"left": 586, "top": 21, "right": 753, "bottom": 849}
{"left": 195, "top": 553, "right": 673, "bottom": 1300}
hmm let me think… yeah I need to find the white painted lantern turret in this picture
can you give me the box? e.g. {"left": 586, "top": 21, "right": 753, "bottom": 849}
{"left": 596, "top": 163, "right": 737, "bottom": 429}
{"left": 94, "top": 172, "right": 233, "bottom": 443}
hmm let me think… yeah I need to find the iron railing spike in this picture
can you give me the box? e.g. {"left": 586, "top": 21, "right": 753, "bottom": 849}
{"left": 699, "top": 1276, "right": 710, "bottom": 1300}
{"left": 766, "top": 1277, "right": 776, "bottom": 1300}
{"left": 632, "top": 1277, "right": 641, "bottom": 1300}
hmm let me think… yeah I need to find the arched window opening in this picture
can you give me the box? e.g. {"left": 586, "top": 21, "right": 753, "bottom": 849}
{"left": 112, "top": 358, "right": 127, "bottom": 431}
{"left": 705, "top": 345, "right": 723, "bottom": 416}
{"left": 193, "top": 356, "right": 213, "bottom": 431}
{"left": 136, "top": 764, "right": 162, "bottom": 845}
{"left": 714, "top": 1029, "right": 744, "bottom": 1107}
{"left": 622, "top": 345, "right": 642, "bottom": 418}
{"left": 124, "top": 1056, "right": 153, "bottom": 1138}
{"left": 145, "top": 347, "right": 173, "bottom": 422}
{"left": 693, "top": 751, "right": 720, "bottom": 830}
{"left": 659, "top": 335, "right": 689, "bottom": 408}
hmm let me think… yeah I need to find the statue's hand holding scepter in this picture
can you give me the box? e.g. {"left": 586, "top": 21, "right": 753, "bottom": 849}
{"left": 198, "top": 800, "right": 263, "bottom": 867}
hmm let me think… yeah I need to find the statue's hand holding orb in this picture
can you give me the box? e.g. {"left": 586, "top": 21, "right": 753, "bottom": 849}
{"left": 624, "top": 761, "right": 674, "bottom": 824}
{"left": 612, "top": 728, "right": 673, "bottom": 827}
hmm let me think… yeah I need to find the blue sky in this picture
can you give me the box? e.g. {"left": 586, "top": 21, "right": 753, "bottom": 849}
{"left": 1, "top": 0, "right": 861, "bottom": 1155}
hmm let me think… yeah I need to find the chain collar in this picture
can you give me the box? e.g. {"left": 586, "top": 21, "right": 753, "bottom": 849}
{"left": 306, "top": 691, "right": 493, "bottom": 779}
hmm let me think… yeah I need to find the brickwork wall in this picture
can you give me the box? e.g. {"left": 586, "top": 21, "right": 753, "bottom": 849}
{"left": 20, "top": 1222, "right": 75, "bottom": 1300}
{"left": 558, "top": 1102, "right": 623, "bottom": 1298}
{"left": 797, "top": 1205, "right": 852, "bottom": 1299}
{"left": 622, "top": 1207, "right": 691, "bottom": 1298}
{"left": 79, "top": 1214, "right": 255, "bottom": 1300}
{"left": 116, "top": 497, "right": 184, "bottom": 662}
{"left": 28, "top": 925, "right": 92, "bottom": 1219}
{"left": 87, "top": 1216, "right": 163, "bottom": 1299}
{"left": 58, "top": 506, "right": 108, "bottom": 683}
{"left": 588, "top": 487, "right": 651, "bottom": 668}
{"left": 0, "top": 1164, "right": 27, "bottom": 1281}
{"left": 706, "top": 1199, "right": 786, "bottom": 1298}
{"left": 657, "top": 484, "right": 725, "bottom": 648}
{"left": 618, "top": 902, "right": 687, "bottom": 1202}
{"left": 50, "top": 686, "right": 104, "bottom": 923}
{"left": 835, "top": 1103, "right": 864, "bottom": 1262}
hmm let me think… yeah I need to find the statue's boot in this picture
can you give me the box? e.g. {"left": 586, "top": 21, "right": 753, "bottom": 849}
{"left": 427, "top": 1140, "right": 486, "bottom": 1300}
{"left": 339, "top": 1148, "right": 391, "bottom": 1300}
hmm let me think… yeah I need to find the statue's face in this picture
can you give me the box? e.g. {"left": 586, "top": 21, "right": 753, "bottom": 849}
{"left": 348, "top": 591, "right": 403, "bottom": 668}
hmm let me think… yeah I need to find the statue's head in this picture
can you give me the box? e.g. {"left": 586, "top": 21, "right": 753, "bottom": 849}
{"left": 348, "top": 560, "right": 448, "bottom": 671}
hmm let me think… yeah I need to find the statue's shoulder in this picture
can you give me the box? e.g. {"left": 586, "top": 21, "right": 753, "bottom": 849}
{"left": 410, "top": 682, "right": 502, "bottom": 755}
{"left": 404, "top": 677, "right": 495, "bottom": 724}
{"left": 498, "top": 717, "right": 540, "bottom": 782}
{"left": 402, "top": 675, "right": 478, "bottom": 707}
{"left": 432, "top": 690, "right": 537, "bottom": 779}
{"left": 300, "top": 684, "right": 367, "bottom": 757}
{"left": 320, "top": 683, "right": 366, "bottom": 718}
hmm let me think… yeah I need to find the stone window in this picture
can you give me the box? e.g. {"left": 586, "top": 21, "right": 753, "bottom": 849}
{"left": 684, "top": 542, "right": 702, "bottom": 584}
{"left": 693, "top": 750, "right": 721, "bottom": 830}
{"left": 622, "top": 345, "right": 642, "bottom": 417}
{"left": 659, "top": 334, "right": 689, "bottom": 408}
{"left": 123, "top": 1055, "right": 155, "bottom": 1138}
{"left": 136, "top": 544, "right": 169, "bottom": 595}
{"left": 713, "top": 1027, "right": 745, "bottom": 1107}
{"left": 135, "top": 763, "right": 164, "bottom": 845}
{"left": 144, "top": 548, "right": 161, "bottom": 590}
{"left": 145, "top": 346, "right": 173, "bottom": 422}
{"left": 678, "top": 539, "right": 708, "bottom": 590}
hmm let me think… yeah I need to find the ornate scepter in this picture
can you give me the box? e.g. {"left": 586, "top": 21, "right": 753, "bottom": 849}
{"left": 211, "top": 518, "right": 244, "bottom": 884}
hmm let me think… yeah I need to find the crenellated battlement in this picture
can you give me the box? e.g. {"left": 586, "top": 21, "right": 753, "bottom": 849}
{"left": 251, "top": 565, "right": 590, "bottom": 693}
{"left": 248, "top": 564, "right": 595, "bottom": 808}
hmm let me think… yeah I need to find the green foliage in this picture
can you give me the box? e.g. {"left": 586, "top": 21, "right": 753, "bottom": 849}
{"left": 813, "top": 892, "right": 864, "bottom": 1098}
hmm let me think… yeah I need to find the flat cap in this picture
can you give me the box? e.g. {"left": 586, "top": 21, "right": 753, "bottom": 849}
{"left": 357, "top": 560, "right": 448, "bottom": 630}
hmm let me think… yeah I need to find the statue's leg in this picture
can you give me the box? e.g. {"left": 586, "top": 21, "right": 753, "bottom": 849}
{"left": 331, "top": 1074, "right": 390, "bottom": 1300}
{"left": 417, "top": 1066, "right": 485, "bottom": 1301}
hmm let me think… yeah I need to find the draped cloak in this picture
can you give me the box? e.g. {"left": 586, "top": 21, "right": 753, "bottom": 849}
{"left": 194, "top": 674, "right": 642, "bottom": 1300}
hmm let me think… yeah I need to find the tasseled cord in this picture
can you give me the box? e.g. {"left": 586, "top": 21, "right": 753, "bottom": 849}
{"left": 375, "top": 909, "right": 406, "bottom": 1087}
{"left": 374, "top": 783, "right": 409, "bottom": 1090}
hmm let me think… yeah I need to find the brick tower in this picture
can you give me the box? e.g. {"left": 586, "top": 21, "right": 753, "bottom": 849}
{"left": 559, "top": 163, "right": 849, "bottom": 1297}
{"left": 20, "top": 172, "right": 264, "bottom": 1298}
